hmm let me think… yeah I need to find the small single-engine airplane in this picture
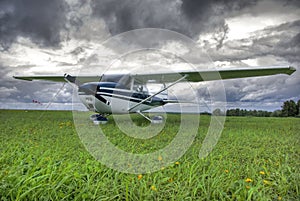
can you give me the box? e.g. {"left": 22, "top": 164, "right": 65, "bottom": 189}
{"left": 14, "top": 66, "right": 296, "bottom": 123}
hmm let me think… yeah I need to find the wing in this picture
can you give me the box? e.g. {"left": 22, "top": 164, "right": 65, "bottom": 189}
{"left": 13, "top": 73, "right": 131, "bottom": 87}
{"left": 133, "top": 66, "right": 296, "bottom": 84}
{"left": 13, "top": 66, "right": 296, "bottom": 84}
{"left": 13, "top": 74, "right": 102, "bottom": 84}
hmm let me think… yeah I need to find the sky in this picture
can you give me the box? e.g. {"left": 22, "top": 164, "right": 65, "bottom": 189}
{"left": 0, "top": 0, "right": 299, "bottom": 112}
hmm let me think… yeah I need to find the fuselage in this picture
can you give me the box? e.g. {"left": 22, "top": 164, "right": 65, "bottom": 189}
{"left": 78, "top": 82, "right": 167, "bottom": 114}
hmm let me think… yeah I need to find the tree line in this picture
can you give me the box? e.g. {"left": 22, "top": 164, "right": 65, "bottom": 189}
{"left": 213, "top": 99, "right": 300, "bottom": 117}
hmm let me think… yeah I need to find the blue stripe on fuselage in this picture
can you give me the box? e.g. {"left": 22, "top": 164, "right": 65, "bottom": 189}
{"left": 78, "top": 82, "right": 166, "bottom": 107}
{"left": 98, "top": 89, "right": 165, "bottom": 106}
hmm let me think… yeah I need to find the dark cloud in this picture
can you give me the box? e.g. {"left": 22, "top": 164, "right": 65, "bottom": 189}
{"left": 90, "top": 0, "right": 257, "bottom": 39}
{"left": 206, "top": 20, "right": 300, "bottom": 63}
{"left": 91, "top": 0, "right": 184, "bottom": 35}
{"left": 0, "top": 63, "right": 72, "bottom": 105}
{"left": 285, "top": 0, "right": 300, "bottom": 7}
{"left": 180, "top": 0, "right": 257, "bottom": 20}
{"left": 223, "top": 75, "right": 300, "bottom": 103}
{"left": 193, "top": 74, "right": 300, "bottom": 111}
{"left": 202, "top": 19, "right": 300, "bottom": 107}
{"left": 0, "top": 0, "right": 68, "bottom": 50}
{"left": 289, "top": 33, "right": 300, "bottom": 48}
{"left": 0, "top": 0, "right": 299, "bottom": 111}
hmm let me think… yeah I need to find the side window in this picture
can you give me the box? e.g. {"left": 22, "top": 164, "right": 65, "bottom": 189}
{"left": 133, "top": 84, "right": 148, "bottom": 93}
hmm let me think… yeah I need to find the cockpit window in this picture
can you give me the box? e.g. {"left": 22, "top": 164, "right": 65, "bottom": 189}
{"left": 99, "top": 82, "right": 128, "bottom": 89}
{"left": 78, "top": 82, "right": 98, "bottom": 94}
{"left": 133, "top": 84, "right": 149, "bottom": 93}
{"left": 100, "top": 74, "right": 132, "bottom": 89}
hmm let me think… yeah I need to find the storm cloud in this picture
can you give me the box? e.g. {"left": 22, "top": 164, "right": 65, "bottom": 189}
{"left": 89, "top": 0, "right": 258, "bottom": 47}
{"left": 207, "top": 20, "right": 300, "bottom": 63}
{"left": 0, "top": 0, "right": 299, "bottom": 111}
{"left": 0, "top": 0, "right": 68, "bottom": 50}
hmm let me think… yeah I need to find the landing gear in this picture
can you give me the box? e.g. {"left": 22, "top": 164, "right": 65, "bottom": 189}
{"left": 136, "top": 111, "right": 164, "bottom": 124}
{"left": 90, "top": 114, "right": 108, "bottom": 125}
{"left": 151, "top": 115, "right": 164, "bottom": 124}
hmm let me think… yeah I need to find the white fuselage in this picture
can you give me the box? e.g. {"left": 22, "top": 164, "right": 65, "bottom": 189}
{"left": 79, "top": 94, "right": 155, "bottom": 114}
{"left": 78, "top": 82, "right": 166, "bottom": 115}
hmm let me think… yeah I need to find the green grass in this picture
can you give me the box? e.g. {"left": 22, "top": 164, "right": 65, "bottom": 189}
{"left": 0, "top": 110, "right": 299, "bottom": 200}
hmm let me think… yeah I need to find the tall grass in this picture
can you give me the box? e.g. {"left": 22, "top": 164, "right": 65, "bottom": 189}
{"left": 0, "top": 110, "right": 299, "bottom": 200}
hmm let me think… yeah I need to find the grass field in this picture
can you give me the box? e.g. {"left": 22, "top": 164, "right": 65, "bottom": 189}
{"left": 0, "top": 110, "right": 299, "bottom": 200}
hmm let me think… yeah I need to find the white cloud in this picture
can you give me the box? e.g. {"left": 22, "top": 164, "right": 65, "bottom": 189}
{"left": 0, "top": 86, "right": 19, "bottom": 98}
{"left": 161, "top": 41, "right": 190, "bottom": 56}
{"left": 226, "top": 0, "right": 300, "bottom": 40}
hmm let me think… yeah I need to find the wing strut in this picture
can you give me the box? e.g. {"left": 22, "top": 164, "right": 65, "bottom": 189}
{"left": 129, "top": 74, "right": 188, "bottom": 112}
{"left": 64, "top": 74, "right": 81, "bottom": 86}
{"left": 136, "top": 110, "right": 152, "bottom": 122}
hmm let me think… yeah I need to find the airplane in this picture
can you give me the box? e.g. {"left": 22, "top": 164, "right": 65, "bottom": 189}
{"left": 14, "top": 65, "right": 296, "bottom": 124}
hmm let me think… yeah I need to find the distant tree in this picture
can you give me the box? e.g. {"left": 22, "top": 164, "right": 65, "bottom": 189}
{"left": 213, "top": 108, "right": 224, "bottom": 116}
{"left": 240, "top": 109, "right": 246, "bottom": 116}
{"left": 257, "top": 110, "right": 263, "bottom": 117}
{"left": 271, "top": 110, "right": 282, "bottom": 117}
{"left": 281, "top": 100, "right": 297, "bottom": 117}
{"left": 288, "top": 100, "right": 297, "bottom": 116}
{"left": 281, "top": 101, "right": 289, "bottom": 117}
{"left": 225, "top": 110, "right": 229, "bottom": 116}
{"left": 201, "top": 111, "right": 212, "bottom": 115}
{"left": 265, "top": 111, "right": 272, "bottom": 117}
{"left": 297, "top": 99, "right": 300, "bottom": 116}
{"left": 225, "top": 108, "right": 271, "bottom": 117}
{"left": 226, "top": 109, "right": 234, "bottom": 116}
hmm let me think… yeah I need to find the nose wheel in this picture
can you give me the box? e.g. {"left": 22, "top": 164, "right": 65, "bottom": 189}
{"left": 90, "top": 114, "right": 108, "bottom": 125}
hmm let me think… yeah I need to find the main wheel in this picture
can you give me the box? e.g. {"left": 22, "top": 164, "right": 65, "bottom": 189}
{"left": 151, "top": 115, "right": 164, "bottom": 124}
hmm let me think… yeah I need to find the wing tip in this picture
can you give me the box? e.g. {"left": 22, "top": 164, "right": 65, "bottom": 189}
{"left": 288, "top": 66, "right": 296, "bottom": 75}
{"left": 13, "top": 76, "right": 33, "bottom": 81}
